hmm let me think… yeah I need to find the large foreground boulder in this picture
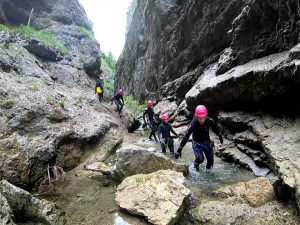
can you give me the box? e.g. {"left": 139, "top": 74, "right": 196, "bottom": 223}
{"left": 115, "top": 170, "right": 191, "bottom": 225}
{"left": 114, "top": 145, "right": 189, "bottom": 180}
{"left": 0, "top": 180, "right": 62, "bottom": 224}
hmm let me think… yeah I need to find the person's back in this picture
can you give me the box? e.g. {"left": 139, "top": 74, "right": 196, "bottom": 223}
{"left": 95, "top": 76, "right": 104, "bottom": 103}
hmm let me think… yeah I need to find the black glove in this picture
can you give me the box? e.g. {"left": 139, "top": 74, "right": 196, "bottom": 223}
{"left": 219, "top": 135, "right": 223, "bottom": 145}
{"left": 175, "top": 147, "right": 182, "bottom": 159}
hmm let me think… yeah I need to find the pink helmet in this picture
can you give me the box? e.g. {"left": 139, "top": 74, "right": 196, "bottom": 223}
{"left": 99, "top": 76, "right": 104, "bottom": 80}
{"left": 195, "top": 105, "right": 208, "bottom": 117}
{"left": 161, "top": 113, "right": 169, "bottom": 121}
{"left": 147, "top": 100, "right": 153, "bottom": 107}
{"left": 118, "top": 89, "right": 123, "bottom": 94}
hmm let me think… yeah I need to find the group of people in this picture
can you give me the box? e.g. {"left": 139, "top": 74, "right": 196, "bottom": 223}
{"left": 143, "top": 102, "right": 223, "bottom": 171}
{"left": 96, "top": 73, "right": 223, "bottom": 171}
{"left": 95, "top": 73, "right": 124, "bottom": 117}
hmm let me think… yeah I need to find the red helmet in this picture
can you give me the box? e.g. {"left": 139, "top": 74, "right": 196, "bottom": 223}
{"left": 195, "top": 105, "right": 208, "bottom": 117}
{"left": 147, "top": 100, "right": 153, "bottom": 107}
{"left": 118, "top": 89, "right": 123, "bottom": 94}
{"left": 161, "top": 113, "right": 169, "bottom": 121}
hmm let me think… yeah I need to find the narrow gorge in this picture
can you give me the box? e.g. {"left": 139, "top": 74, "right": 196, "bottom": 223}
{"left": 0, "top": 0, "right": 299, "bottom": 225}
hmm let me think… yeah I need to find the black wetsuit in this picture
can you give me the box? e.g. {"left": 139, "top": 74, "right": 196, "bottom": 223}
{"left": 143, "top": 107, "right": 157, "bottom": 141}
{"left": 178, "top": 117, "right": 223, "bottom": 170}
{"left": 158, "top": 122, "right": 178, "bottom": 153}
{"left": 95, "top": 79, "right": 104, "bottom": 103}
{"left": 112, "top": 93, "right": 124, "bottom": 116}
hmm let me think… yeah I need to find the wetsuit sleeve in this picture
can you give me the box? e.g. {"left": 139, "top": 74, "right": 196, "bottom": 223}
{"left": 170, "top": 126, "right": 178, "bottom": 136}
{"left": 179, "top": 123, "right": 194, "bottom": 149}
{"left": 209, "top": 118, "right": 223, "bottom": 144}
{"left": 100, "top": 81, "right": 104, "bottom": 90}
{"left": 143, "top": 110, "right": 147, "bottom": 123}
{"left": 111, "top": 94, "right": 116, "bottom": 101}
{"left": 121, "top": 95, "right": 124, "bottom": 104}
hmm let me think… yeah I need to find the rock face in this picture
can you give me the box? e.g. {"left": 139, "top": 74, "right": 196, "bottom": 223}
{"left": 114, "top": 145, "right": 189, "bottom": 180}
{"left": 115, "top": 170, "right": 191, "bottom": 225}
{"left": 0, "top": 0, "right": 109, "bottom": 189}
{"left": 0, "top": 180, "right": 62, "bottom": 224}
{"left": 218, "top": 111, "right": 300, "bottom": 208}
{"left": 116, "top": 0, "right": 300, "bottom": 210}
{"left": 116, "top": 0, "right": 300, "bottom": 101}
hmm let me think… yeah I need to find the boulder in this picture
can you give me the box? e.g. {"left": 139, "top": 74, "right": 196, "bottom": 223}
{"left": 0, "top": 180, "right": 62, "bottom": 224}
{"left": 85, "top": 162, "right": 113, "bottom": 176}
{"left": 190, "top": 198, "right": 297, "bottom": 225}
{"left": 0, "top": 192, "right": 15, "bottom": 225}
{"left": 114, "top": 145, "right": 189, "bottom": 180}
{"left": 115, "top": 170, "right": 191, "bottom": 225}
{"left": 153, "top": 100, "right": 178, "bottom": 118}
{"left": 214, "top": 177, "right": 275, "bottom": 206}
{"left": 24, "top": 39, "right": 63, "bottom": 61}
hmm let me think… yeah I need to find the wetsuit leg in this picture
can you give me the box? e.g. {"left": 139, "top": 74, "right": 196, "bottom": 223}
{"left": 98, "top": 93, "right": 103, "bottom": 103}
{"left": 193, "top": 143, "right": 204, "bottom": 171}
{"left": 203, "top": 143, "right": 214, "bottom": 169}
{"left": 168, "top": 139, "right": 174, "bottom": 154}
{"left": 149, "top": 120, "right": 158, "bottom": 142}
{"left": 160, "top": 140, "right": 166, "bottom": 153}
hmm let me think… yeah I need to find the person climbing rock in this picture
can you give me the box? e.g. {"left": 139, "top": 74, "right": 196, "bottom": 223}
{"left": 95, "top": 72, "right": 104, "bottom": 103}
{"left": 143, "top": 100, "right": 158, "bottom": 142}
{"left": 158, "top": 113, "right": 178, "bottom": 155}
{"left": 111, "top": 88, "right": 124, "bottom": 117}
{"left": 175, "top": 105, "right": 223, "bottom": 171}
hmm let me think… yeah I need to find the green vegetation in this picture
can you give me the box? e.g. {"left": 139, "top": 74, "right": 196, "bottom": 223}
{"left": 58, "top": 98, "right": 66, "bottom": 108}
{"left": 79, "top": 27, "right": 95, "bottom": 40}
{"left": 29, "top": 80, "right": 43, "bottom": 91}
{"left": 0, "top": 24, "right": 68, "bottom": 54}
{"left": 75, "top": 96, "right": 83, "bottom": 104}
{"left": 125, "top": 95, "right": 146, "bottom": 116}
{"left": 0, "top": 99, "right": 16, "bottom": 109}
{"left": 47, "top": 95, "right": 55, "bottom": 104}
{"left": 101, "top": 52, "right": 116, "bottom": 72}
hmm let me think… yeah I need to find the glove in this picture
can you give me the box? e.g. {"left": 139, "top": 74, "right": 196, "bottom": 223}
{"left": 175, "top": 147, "right": 182, "bottom": 159}
{"left": 219, "top": 135, "right": 223, "bottom": 145}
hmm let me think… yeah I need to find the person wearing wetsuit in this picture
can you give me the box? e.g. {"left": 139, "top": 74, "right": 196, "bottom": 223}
{"left": 95, "top": 75, "right": 104, "bottom": 103}
{"left": 175, "top": 105, "right": 223, "bottom": 171}
{"left": 143, "top": 100, "right": 158, "bottom": 142}
{"left": 158, "top": 113, "right": 178, "bottom": 154}
{"left": 111, "top": 89, "right": 124, "bottom": 117}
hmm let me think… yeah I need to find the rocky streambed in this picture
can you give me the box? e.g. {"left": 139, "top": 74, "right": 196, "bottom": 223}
{"left": 2, "top": 121, "right": 298, "bottom": 225}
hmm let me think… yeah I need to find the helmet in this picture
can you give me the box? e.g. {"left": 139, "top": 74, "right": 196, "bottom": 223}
{"left": 118, "top": 89, "right": 123, "bottom": 94}
{"left": 99, "top": 76, "right": 104, "bottom": 80}
{"left": 161, "top": 113, "right": 169, "bottom": 121}
{"left": 147, "top": 100, "right": 153, "bottom": 107}
{"left": 195, "top": 105, "right": 208, "bottom": 117}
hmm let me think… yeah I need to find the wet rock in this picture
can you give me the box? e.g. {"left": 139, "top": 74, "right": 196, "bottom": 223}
{"left": 122, "top": 110, "right": 141, "bottom": 133}
{"left": 24, "top": 39, "right": 63, "bottom": 61}
{"left": 114, "top": 145, "right": 189, "bottom": 180}
{"left": 216, "top": 143, "right": 270, "bottom": 176}
{"left": 216, "top": 47, "right": 237, "bottom": 75}
{"left": 85, "top": 162, "right": 113, "bottom": 176}
{"left": 0, "top": 180, "right": 62, "bottom": 224}
{"left": 215, "top": 177, "right": 275, "bottom": 206}
{"left": 219, "top": 111, "right": 300, "bottom": 209}
{"left": 74, "top": 170, "right": 103, "bottom": 181}
{"left": 0, "top": 192, "right": 15, "bottom": 225}
{"left": 189, "top": 198, "right": 297, "bottom": 225}
{"left": 115, "top": 170, "right": 191, "bottom": 225}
